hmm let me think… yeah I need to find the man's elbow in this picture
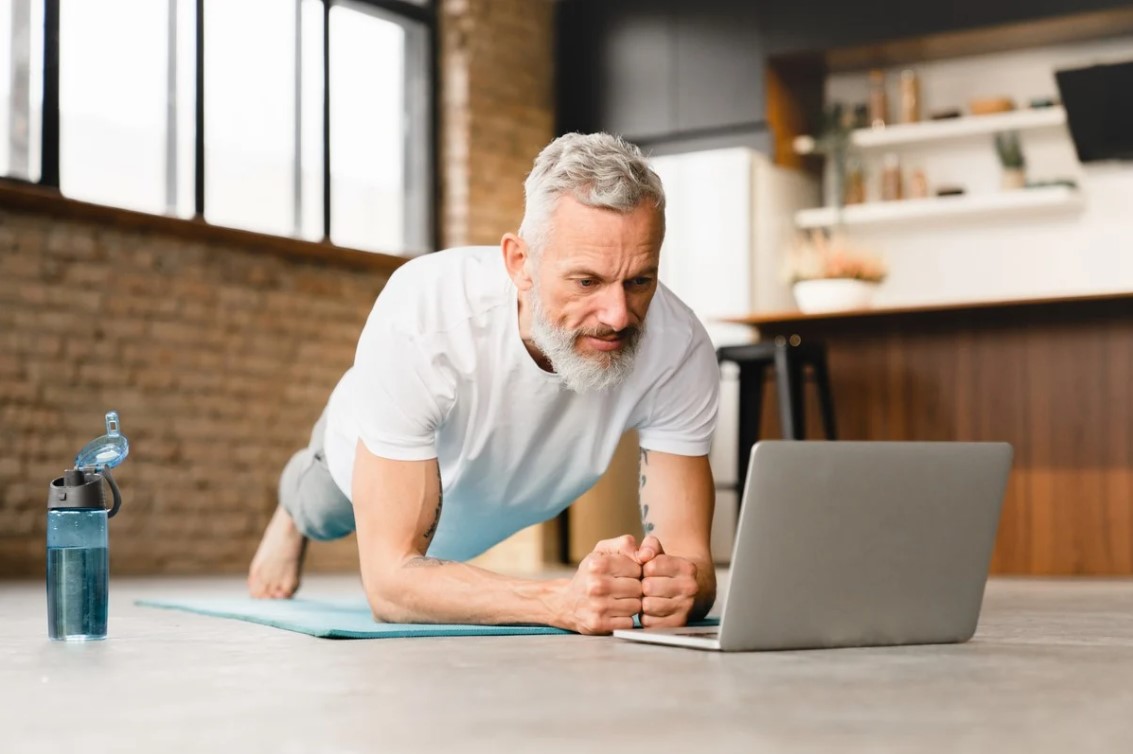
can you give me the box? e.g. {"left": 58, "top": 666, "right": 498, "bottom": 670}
{"left": 363, "top": 560, "right": 417, "bottom": 623}
{"left": 367, "top": 594, "right": 406, "bottom": 624}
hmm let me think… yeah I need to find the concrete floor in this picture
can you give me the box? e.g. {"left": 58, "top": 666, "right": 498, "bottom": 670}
{"left": 3, "top": 574, "right": 1133, "bottom": 753}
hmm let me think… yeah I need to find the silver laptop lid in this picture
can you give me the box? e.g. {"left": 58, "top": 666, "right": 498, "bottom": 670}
{"left": 718, "top": 441, "right": 1013, "bottom": 651}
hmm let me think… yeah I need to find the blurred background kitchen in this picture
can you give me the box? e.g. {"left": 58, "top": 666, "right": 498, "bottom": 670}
{"left": 1, "top": 0, "right": 1130, "bottom": 581}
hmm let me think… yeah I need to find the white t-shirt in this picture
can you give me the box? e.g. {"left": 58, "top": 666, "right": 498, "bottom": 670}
{"left": 323, "top": 245, "right": 720, "bottom": 561}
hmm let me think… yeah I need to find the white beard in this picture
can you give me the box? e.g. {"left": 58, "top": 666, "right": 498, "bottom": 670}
{"left": 528, "top": 284, "right": 644, "bottom": 394}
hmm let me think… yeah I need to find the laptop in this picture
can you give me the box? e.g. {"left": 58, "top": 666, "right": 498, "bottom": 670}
{"left": 614, "top": 440, "right": 1013, "bottom": 651}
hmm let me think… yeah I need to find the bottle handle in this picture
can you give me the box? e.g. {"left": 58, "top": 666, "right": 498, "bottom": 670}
{"left": 103, "top": 468, "right": 122, "bottom": 518}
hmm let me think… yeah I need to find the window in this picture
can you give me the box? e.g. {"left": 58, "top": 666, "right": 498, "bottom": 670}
{"left": 329, "top": 1, "right": 431, "bottom": 254}
{"left": 59, "top": 0, "right": 195, "bottom": 217}
{"left": 204, "top": 0, "right": 297, "bottom": 236}
{"left": 1, "top": 0, "right": 43, "bottom": 182}
{"left": 7, "top": 0, "right": 434, "bottom": 256}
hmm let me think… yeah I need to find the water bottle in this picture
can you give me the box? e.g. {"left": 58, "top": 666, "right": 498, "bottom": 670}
{"left": 46, "top": 411, "right": 129, "bottom": 641}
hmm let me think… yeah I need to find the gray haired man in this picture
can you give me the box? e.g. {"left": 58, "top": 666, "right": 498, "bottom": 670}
{"left": 248, "top": 132, "right": 720, "bottom": 635}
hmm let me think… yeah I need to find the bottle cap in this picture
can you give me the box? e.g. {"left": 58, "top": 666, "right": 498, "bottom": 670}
{"left": 47, "top": 469, "right": 106, "bottom": 511}
{"left": 47, "top": 412, "right": 128, "bottom": 516}
{"left": 74, "top": 411, "right": 129, "bottom": 471}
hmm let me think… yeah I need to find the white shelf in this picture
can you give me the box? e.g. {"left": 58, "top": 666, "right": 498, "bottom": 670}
{"left": 854, "top": 106, "right": 1067, "bottom": 149}
{"left": 794, "top": 185, "right": 1082, "bottom": 229}
{"left": 793, "top": 106, "right": 1067, "bottom": 154}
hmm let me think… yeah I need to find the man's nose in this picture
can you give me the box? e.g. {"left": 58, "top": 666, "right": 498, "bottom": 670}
{"left": 596, "top": 284, "right": 630, "bottom": 332}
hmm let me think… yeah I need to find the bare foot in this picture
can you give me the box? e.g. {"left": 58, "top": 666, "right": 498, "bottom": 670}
{"left": 248, "top": 506, "right": 308, "bottom": 599}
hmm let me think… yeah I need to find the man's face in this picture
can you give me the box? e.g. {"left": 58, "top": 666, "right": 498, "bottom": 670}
{"left": 527, "top": 195, "right": 663, "bottom": 392}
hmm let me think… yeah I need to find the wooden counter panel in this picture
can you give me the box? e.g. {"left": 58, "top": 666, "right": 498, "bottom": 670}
{"left": 748, "top": 306, "right": 1133, "bottom": 575}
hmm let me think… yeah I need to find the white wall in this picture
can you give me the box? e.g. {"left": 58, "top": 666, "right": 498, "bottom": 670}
{"left": 825, "top": 36, "right": 1133, "bottom": 306}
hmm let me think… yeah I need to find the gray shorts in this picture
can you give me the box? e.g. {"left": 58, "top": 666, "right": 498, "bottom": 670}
{"left": 279, "top": 408, "right": 356, "bottom": 541}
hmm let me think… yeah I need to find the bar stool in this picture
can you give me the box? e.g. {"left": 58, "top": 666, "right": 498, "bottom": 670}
{"left": 716, "top": 335, "right": 837, "bottom": 494}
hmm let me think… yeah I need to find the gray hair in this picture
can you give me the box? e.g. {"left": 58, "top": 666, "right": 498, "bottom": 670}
{"left": 518, "top": 132, "right": 666, "bottom": 259}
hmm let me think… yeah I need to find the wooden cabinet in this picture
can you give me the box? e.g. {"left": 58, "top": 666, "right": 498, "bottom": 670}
{"left": 743, "top": 293, "right": 1133, "bottom": 575}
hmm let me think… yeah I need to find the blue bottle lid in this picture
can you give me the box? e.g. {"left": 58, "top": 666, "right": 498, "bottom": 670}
{"left": 74, "top": 411, "right": 130, "bottom": 471}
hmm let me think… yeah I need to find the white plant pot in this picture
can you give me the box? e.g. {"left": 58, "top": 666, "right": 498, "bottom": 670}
{"left": 1001, "top": 168, "right": 1026, "bottom": 190}
{"left": 793, "top": 279, "right": 880, "bottom": 313}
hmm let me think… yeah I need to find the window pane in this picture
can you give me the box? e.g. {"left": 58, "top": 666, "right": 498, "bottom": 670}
{"left": 299, "top": 0, "right": 323, "bottom": 242}
{"left": 205, "top": 0, "right": 295, "bottom": 236}
{"left": 330, "top": 2, "right": 431, "bottom": 255}
{"left": 174, "top": 0, "right": 196, "bottom": 218}
{"left": 60, "top": 0, "right": 184, "bottom": 215}
{"left": 1, "top": 0, "right": 43, "bottom": 182}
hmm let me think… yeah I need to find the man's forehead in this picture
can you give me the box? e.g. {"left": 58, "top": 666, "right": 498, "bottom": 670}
{"left": 545, "top": 242, "right": 659, "bottom": 273}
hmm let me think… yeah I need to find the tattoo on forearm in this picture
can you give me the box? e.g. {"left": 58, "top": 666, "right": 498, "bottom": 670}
{"left": 404, "top": 556, "right": 451, "bottom": 568}
{"left": 638, "top": 448, "right": 654, "bottom": 534}
{"left": 422, "top": 466, "right": 443, "bottom": 544}
{"left": 641, "top": 504, "right": 655, "bottom": 536}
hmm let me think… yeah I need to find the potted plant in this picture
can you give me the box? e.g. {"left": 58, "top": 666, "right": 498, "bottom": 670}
{"left": 795, "top": 103, "right": 858, "bottom": 214}
{"left": 995, "top": 131, "right": 1026, "bottom": 190}
{"left": 783, "top": 230, "right": 888, "bottom": 313}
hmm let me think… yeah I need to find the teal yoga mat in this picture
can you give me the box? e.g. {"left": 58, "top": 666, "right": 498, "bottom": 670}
{"left": 136, "top": 596, "right": 720, "bottom": 639}
{"left": 136, "top": 597, "right": 571, "bottom": 639}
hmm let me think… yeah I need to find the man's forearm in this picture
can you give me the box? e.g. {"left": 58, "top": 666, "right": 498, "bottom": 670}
{"left": 364, "top": 555, "right": 571, "bottom": 628}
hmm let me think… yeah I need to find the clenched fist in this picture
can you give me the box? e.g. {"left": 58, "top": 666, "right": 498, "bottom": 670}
{"left": 557, "top": 535, "right": 644, "bottom": 635}
{"left": 635, "top": 535, "right": 699, "bottom": 628}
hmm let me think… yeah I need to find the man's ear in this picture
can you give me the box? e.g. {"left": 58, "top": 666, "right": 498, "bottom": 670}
{"left": 501, "top": 233, "right": 535, "bottom": 291}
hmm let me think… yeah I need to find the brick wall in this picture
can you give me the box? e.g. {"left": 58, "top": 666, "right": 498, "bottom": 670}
{"left": 441, "top": 0, "right": 556, "bottom": 247}
{"left": 0, "top": 209, "right": 387, "bottom": 577}
{"left": 0, "top": 0, "right": 556, "bottom": 578}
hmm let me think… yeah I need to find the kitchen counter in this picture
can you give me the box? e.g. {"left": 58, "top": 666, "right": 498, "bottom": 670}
{"left": 720, "top": 289, "right": 1133, "bottom": 576}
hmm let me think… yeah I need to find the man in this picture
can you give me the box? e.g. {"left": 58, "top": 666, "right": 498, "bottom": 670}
{"left": 248, "top": 132, "right": 720, "bottom": 635}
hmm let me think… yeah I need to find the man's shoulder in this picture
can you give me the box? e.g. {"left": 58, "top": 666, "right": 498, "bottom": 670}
{"left": 627, "top": 282, "right": 717, "bottom": 387}
{"left": 643, "top": 283, "right": 712, "bottom": 351}
{"left": 377, "top": 246, "right": 509, "bottom": 336}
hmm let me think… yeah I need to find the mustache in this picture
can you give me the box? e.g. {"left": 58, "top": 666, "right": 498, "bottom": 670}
{"left": 575, "top": 325, "right": 639, "bottom": 340}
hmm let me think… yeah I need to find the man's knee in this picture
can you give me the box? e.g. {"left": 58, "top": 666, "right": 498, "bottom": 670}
{"left": 279, "top": 449, "right": 355, "bottom": 541}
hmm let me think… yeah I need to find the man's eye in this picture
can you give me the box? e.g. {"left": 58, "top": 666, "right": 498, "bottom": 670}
{"left": 628, "top": 277, "right": 653, "bottom": 287}
{"left": 577, "top": 279, "right": 596, "bottom": 288}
